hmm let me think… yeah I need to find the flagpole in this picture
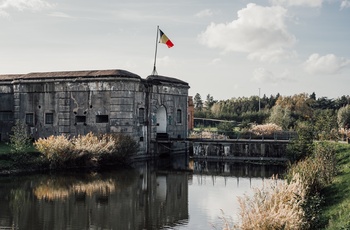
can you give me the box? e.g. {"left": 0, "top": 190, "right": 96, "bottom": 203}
{"left": 152, "top": 25, "right": 159, "bottom": 75}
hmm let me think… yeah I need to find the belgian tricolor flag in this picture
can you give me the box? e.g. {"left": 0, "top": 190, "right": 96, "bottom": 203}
{"left": 159, "top": 29, "right": 174, "bottom": 48}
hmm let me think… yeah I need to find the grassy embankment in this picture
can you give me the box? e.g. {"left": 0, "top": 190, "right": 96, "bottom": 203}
{"left": 232, "top": 141, "right": 350, "bottom": 229}
{"left": 321, "top": 143, "right": 350, "bottom": 229}
{"left": 0, "top": 142, "right": 45, "bottom": 173}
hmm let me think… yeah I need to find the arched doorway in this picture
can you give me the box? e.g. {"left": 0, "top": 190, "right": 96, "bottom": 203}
{"left": 156, "top": 105, "right": 167, "bottom": 133}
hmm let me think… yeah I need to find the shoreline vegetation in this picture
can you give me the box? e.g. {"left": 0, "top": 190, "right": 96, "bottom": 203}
{"left": 226, "top": 141, "right": 350, "bottom": 230}
{"left": 0, "top": 130, "right": 139, "bottom": 175}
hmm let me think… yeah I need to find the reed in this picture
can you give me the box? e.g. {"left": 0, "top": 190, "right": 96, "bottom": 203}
{"left": 237, "top": 174, "right": 306, "bottom": 230}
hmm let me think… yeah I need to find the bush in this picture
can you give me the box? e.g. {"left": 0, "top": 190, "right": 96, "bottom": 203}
{"left": 287, "top": 121, "right": 314, "bottom": 162}
{"left": 99, "top": 133, "right": 139, "bottom": 164}
{"left": 34, "top": 135, "right": 74, "bottom": 167}
{"left": 285, "top": 142, "right": 337, "bottom": 229}
{"left": 9, "top": 120, "right": 32, "bottom": 154}
{"left": 286, "top": 142, "right": 337, "bottom": 195}
{"left": 249, "top": 123, "right": 282, "bottom": 136}
{"left": 34, "top": 132, "right": 138, "bottom": 169}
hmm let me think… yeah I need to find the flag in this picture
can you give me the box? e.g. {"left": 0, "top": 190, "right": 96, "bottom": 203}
{"left": 159, "top": 29, "right": 174, "bottom": 48}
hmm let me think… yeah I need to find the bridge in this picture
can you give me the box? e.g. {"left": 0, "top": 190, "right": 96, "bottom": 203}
{"left": 190, "top": 138, "right": 290, "bottom": 162}
{"left": 153, "top": 131, "right": 296, "bottom": 163}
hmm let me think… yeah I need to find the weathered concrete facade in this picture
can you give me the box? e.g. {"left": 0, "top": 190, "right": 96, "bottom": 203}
{"left": 0, "top": 69, "right": 189, "bottom": 155}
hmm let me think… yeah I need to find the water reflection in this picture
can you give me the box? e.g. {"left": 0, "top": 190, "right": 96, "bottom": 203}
{"left": 0, "top": 163, "right": 188, "bottom": 230}
{"left": 0, "top": 159, "right": 285, "bottom": 230}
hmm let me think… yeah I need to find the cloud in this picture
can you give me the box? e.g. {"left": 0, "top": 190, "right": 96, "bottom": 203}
{"left": 195, "top": 9, "right": 213, "bottom": 18}
{"left": 270, "top": 0, "right": 323, "bottom": 7}
{"left": 198, "top": 3, "right": 296, "bottom": 62}
{"left": 0, "top": 0, "right": 52, "bottom": 11}
{"left": 210, "top": 58, "right": 221, "bottom": 65}
{"left": 0, "top": 0, "right": 53, "bottom": 17}
{"left": 304, "top": 53, "right": 350, "bottom": 75}
{"left": 340, "top": 0, "right": 350, "bottom": 10}
{"left": 251, "top": 67, "right": 295, "bottom": 83}
{"left": 48, "top": 12, "right": 72, "bottom": 18}
{"left": 252, "top": 68, "right": 276, "bottom": 83}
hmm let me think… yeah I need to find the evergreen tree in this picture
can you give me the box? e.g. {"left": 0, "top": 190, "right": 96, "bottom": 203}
{"left": 193, "top": 93, "right": 203, "bottom": 111}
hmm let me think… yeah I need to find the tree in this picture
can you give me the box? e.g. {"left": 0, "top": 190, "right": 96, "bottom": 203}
{"left": 287, "top": 121, "right": 314, "bottom": 162}
{"left": 313, "top": 109, "right": 338, "bottom": 140}
{"left": 269, "top": 105, "right": 292, "bottom": 130}
{"left": 204, "top": 94, "right": 216, "bottom": 111}
{"left": 9, "top": 120, "right": 32, "bottom": 153}
{"left": 337, "top": 105, "right": 350, "bottom": 129}
{"left": 193, "top": 93, "right": 203, "bottom": 111}
{"left": 309, "top": 92, "right": 316, "bottom": 100}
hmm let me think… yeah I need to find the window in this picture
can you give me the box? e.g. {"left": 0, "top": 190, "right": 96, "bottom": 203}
{"left": 177, "top": 109, "right": 182, "bottom": 124}
{"left": 26, "top": 113, "right": 34, "bottom": 125}
{"left": 138, "top": 108, "right": 145, "bottom": 124}
{"left": 0, "top": 111, "right": 13, "bottom": 121}
{"left": 45, "top": 113, "right": 54, "bottom": 124}
{"left": 75, "top": 116, "right": 86, "bottom": 123}
{"left": 96, "top": 115, "right": 109, "bottom": 123}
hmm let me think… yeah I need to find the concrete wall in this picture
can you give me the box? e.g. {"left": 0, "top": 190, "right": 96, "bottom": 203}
{"left": 0, "top": 82, "right": 14, "bottom": 141}
{"left": 0, "top": 70, "right": 190, "bottom": 156}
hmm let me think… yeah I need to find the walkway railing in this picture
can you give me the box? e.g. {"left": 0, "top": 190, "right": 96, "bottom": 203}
{"left": 188, "top": 130, "right": 297, "bottom": 141}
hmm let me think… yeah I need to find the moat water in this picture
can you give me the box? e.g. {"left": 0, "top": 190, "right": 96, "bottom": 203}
{"left": 0, "top": 158, "right": 285, "bottom": 230}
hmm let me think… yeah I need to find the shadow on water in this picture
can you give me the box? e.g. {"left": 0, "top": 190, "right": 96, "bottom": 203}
{"left": 0, "top": 155, "right": 286, "bottom": 230}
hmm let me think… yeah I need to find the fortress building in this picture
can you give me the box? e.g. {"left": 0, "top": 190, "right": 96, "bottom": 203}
{"left": 0, "top": 69, "right": 190, "bottom": 155}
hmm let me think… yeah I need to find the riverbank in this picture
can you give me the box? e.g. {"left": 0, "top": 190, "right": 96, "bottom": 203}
{"left": 321, "top": 143, "right": 350, "bottom": 229}
{"left": 0, "top": 143, "right": 47, "bottom": 175}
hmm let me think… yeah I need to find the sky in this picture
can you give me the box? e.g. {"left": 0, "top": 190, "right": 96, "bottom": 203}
{"left": 0, "top": 0, "right": 350, "bottom": 100}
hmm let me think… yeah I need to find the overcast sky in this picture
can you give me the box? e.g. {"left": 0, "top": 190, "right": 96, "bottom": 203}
{"left": 0, "top": 0, "right": 349, "bottom": 100}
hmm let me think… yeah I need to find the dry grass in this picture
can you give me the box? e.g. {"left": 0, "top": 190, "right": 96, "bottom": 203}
{"left": 250, "top": 123, "right": 283, "bottom": 136}
{"left": 34, "top": 132, "right": 138, "bottom": 168}
{"left": 237, "top": 174, "right": 307, "bottom": 230}
{"left": 234, "top": 142, "right": 338, "bottom": 230}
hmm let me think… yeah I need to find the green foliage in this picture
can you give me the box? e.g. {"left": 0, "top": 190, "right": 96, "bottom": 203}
{"left": 337, "top": 105, "right": 350, "bottom": 129}
{"left": 286, "top": 142, "right": 337, "bottom": 195}
{"left": 313, "top": 109, "right": 338, "bottom": 140}
{"left": 193, "top": 93, "right": 203, "bottom": 111}
{"left": 320, "top": 143, "right": 350, "bottom": 229}
{"left": 241, "top": 110, "right": 269, "bottom": 125}
{"left": 287, "top": 121, "right": 314, "bottom": 162}
{"left": 9, "top": 120, "right": 32, "bottom": 154}
{"left": 217, "top": 122, "right": 236, "bottom": 137}
{"left": 285, "top": 142, "right": 337, "bottom": 229}
{"left": 269, "top": 105, "right": 293, "bottom": 130}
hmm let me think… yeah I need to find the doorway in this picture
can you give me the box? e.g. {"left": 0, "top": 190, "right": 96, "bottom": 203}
{"left": 156, "top": 105, "right": 167, "bottom": 133}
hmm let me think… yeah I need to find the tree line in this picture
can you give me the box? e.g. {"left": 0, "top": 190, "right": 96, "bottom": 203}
{"left": 193, "top": 92, "right": 350, "bottom": 140}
